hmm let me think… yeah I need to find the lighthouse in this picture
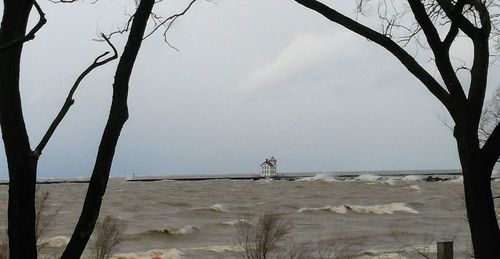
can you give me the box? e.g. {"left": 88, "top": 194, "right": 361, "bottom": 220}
{"left": 260, "top": 156, "right": 278, "bottom": 177}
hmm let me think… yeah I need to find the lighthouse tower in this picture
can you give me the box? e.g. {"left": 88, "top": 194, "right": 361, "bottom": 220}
{"left": 260, "top": 156, "right": 278, "bottom": 177}
{"left": 269, "top": 156, "right": 277, "bottom": 167}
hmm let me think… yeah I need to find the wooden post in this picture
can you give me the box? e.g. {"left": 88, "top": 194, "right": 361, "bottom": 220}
{"left": 437, "top": 241, "right": 453, "bottom": 259}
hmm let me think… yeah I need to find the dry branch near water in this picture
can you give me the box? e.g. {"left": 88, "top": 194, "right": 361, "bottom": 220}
{"left": 91, "top": 216, "right": 124, "bottom": 259}
{"left": 236, "top": 212, "right": 293, "bottom": 259}
{"left": 236, "top": 213, "right": 362, "bottom": 259}
{"left": 35, "top": 188, "right": 60, "bottom": 251}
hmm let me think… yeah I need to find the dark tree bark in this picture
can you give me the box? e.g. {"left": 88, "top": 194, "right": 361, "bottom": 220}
{"left": 1, "top": 0, "right": 195, "bottom": 257}
{"left": 0, "top": 1, "right": 38, "bottom": 258}
{"left": 60, "top": 0, "right": 155, "bottom": 257}
{"left": 294, "top": 0, "right": 500, "bottom": 257}
{"left": 456, "top": 121, "right": 500, "bottom": 257}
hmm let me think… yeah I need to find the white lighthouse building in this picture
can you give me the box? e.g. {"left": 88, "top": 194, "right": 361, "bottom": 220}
{"left": 260, "top": 156, "right": 278, "bottom": 177}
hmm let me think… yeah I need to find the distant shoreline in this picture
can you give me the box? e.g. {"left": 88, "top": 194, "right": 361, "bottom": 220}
{"left": 126, "top": 170, "right": 462, "bottom": 182}
{"left": 0, "top": 169, "right": 464, "bottom": 185}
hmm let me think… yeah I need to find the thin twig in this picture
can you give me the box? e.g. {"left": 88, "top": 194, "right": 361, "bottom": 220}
{"left": 33, "top": 35, "right": 118, "bottom": 157}
{"left": 100, "top": 14, "right": 136, "bottom": 41}
{"left": 0, "top": 0, "right": 46, "bottom": 51}
{"left": 144, "top": 0, "right": 197, "bottom": 39}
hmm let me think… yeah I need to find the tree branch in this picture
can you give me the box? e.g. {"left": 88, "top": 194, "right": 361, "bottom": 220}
{"left": 294, "top": 0, "right": 454, "bottom": 114}
{"left": 61, "top": 0, "right": 156, "bottom": 257}
{"left": 443, "top": 0, "right": 467, "bottom": 50}
{"left": 0, "top": 0, "right": 46, "bottom": 51}
{"left": 467, "top": 1, "right": 492, "bottom": 120}
{"left": 436, "top": 0, "right": 480, "bottom": 38}
{"left": 407, "top": 0, "right": 441, "bottom": 49}
{"left": 33, "top": 35, "right": 118, "bottom": 157}
{"left": 143, "top": 0, "right": 198, "bottom": 40}
{"left": 407, "top": 0, "right": 467, "bottom": 102}
{"left": 469, "top": 0, "right": 492, "bottom": 36}
{"left": 101, "top": 14, "right": 135, "bottom": 41}
{"left": 482, "top": 122, "right": 500, "bottom": 169}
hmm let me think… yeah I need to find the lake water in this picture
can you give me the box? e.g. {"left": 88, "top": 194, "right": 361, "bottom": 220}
{"left": 1, "top": 170, "right": 500, "bottom": 258}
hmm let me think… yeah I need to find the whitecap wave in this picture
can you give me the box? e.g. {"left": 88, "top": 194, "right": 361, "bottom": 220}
{"left": 358, "top": 251, "right": 407, "bottom": 259}
{"left": 447, "top": 176, "right": 463, "bottom": 183}
{"left": 188, "top": 244, "right": 244, "bottom": 253}
{"left": 296, "top": 174, "right": 337, "bottom": 183}
{"left": 112, "top": 248, "right": 183, "bottom": 259}
{"left": 155, "top": 225, "right": 200, "bottom": 235}
{"left": 297, "top": 202, "right": 418, "bottom": 214}
{"left": 356, "top": 174, "right": 382, "bottom": 181}
{"left": 360, "top": 243, "right": 436, "bottom": 259}
{"left": 384, "top": 178, "right": 396, "bottom": 185}
{"left": 401, "top": 175, "right": 423, "bottom": 181}
{"left": 209, "top": 204, "right": 227, "bottom": 212}
{"left": 297, "top": 205, "right": 348, "bottom": 214}
{"left": 403, "top": 185, "right": 421, "bottom": 191}
{"left": 38, "top": 236, "right": 69, "bottom": 248}
{"left": 192, "top": 204, "right": 227, "bottom": 212}
{"left": 348, "top": 202, "right": 418, "bottom": 214}
{"left": 221, "top": 219, "right": 251, "bottom": 226}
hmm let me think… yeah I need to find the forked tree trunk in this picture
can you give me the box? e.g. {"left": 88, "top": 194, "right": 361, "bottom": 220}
{"left": 60, "top": 0, "right": 155, "bottom": 257}
{"left": 456, "top": 124, "right": 500, "bottom": 258}
{"left": 0, "top": 1, "right": 38, "bottom": 258}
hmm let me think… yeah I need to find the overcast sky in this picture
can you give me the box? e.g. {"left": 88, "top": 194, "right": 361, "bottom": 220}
{"left": 1, "top": 0, "right": 499, "bottom": 178}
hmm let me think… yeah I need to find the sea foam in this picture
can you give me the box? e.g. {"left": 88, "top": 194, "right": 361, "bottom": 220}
{"left": 348, "top": 202, "right": 418, "bottom": 214}
{"left": 297, "top": 205, "right": 349, "bottom": 214}
{"left": 221, "top": 219, "right": 251, "bottom": 226}
{"left": 406, "top": 185, "right": 421, "bottom": 191}
{"left": 298, "top": 202, "right": 418, "bottom": 214}
{"left": 154, "top": 225, "right": 200, "bottom": 235}
{"left": 356, "top": 174, "right": 382, "bottom": 181}
{"left": 358, "top": 251, "right": 408, "bottom": 259}
{"left": 447, "top": 176, "right": 463, "bottom": 183}
{"left": 112, "top": 249, "right": 183, "bottom": 259}
{"left": 192, "top": 204, "right": 227, "bottom": 212}
{"left": 188, "top": 244, "right": 244, "bottom": 253}
{"left": 39, "top": 236, "right": 69, "bottom": 248}
{"left": 384, "top": 178, "right": 396, "bottom": 185}
{"left": 296, "top": 174, "right": 337, "bottom": 182}
{"left": 401, "top": 175, "right": 423, "bottom": 181}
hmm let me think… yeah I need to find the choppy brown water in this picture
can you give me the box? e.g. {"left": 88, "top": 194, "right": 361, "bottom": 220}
{"left": 1, "top": 172, "right": 500, "bottom": 258}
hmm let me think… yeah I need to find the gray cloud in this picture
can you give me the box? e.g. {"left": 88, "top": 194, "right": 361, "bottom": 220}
{"left": 1, "top": 0, "right": 498, "bottom": 178}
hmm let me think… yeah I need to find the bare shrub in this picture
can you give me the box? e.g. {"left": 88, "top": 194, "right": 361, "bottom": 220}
{"left": 235, "top": 213, "right": 364, "bottom": 259}
{"left": 398, "top": 234, "right": 439, "bottom": 259}
{"left": 276, "top": 241, "right": 313, "bottom": 259}
{"left": 35, "top": 188, "right": 60, "bottom": 252}
{"left": 36, "top": 188, "right": 60, "bottom": 240}
{"left": 236, "top": 212, "right": 293, "bottom": 259}
{"left": 92, "top": 216, "right": 124, "bottom": 259}
{"left": 403, "top": 240, "right": 434, "bottom": 259}
{"left": 317, "top": 239, "right": 362, "bottom": 259}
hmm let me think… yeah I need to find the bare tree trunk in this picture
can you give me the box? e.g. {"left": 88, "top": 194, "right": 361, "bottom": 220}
{"left": 0, "top": 1, "right": 38, "bottom": 258}
{"left": 292, "top": 0, "right": 500, "bottom": 257}
{"left": 60, "top": 0, "right": 155, "bottom": 257}
{"left": 455, "top": 123, "right": 500, "bottom": 258}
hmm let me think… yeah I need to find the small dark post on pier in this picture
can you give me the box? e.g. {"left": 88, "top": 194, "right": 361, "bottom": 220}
{"left": 437, "top": 241, "right": 453, "bottom": 259}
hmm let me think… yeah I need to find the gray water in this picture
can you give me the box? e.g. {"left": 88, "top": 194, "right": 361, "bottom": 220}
{"left": 1, "top": 171, "right": 499, "bottom": 258}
